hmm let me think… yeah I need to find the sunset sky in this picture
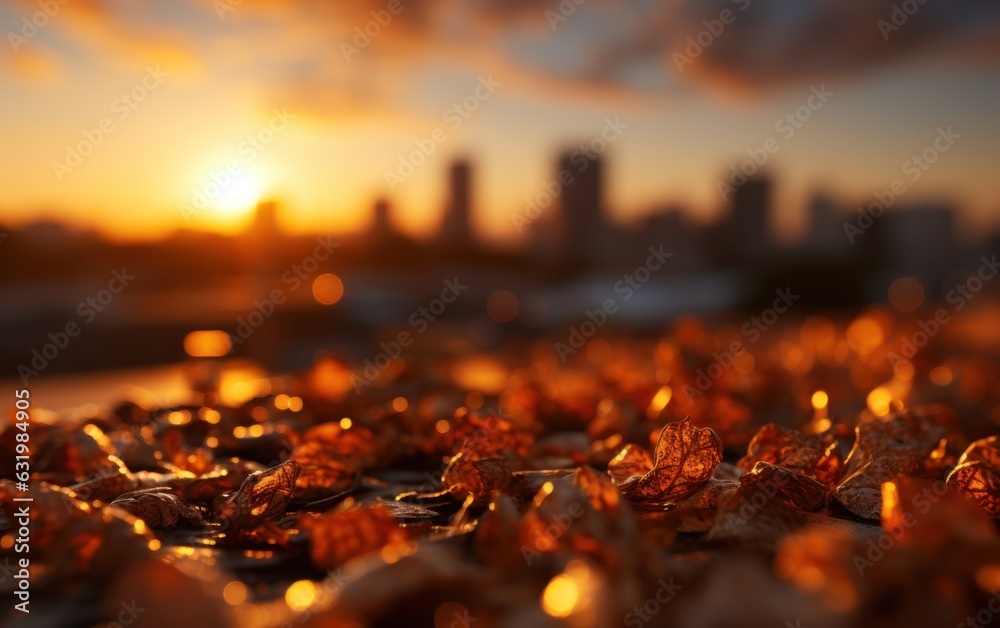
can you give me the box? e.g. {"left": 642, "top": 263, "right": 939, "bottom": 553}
{"left": 2, "top": 0, "right": 999, "bottom": 244}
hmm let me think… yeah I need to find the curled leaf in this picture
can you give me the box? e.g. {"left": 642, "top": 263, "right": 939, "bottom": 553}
{"left": 214, "top": 460, "right": 300, "bottom": 526}
{"left": 608, "top": 417, "right": 722, "bottom": 503}
{"left": 738, "top": 423, "right": 842, "bottom": 487}
{"left": 946, "top": 436, "right": 1000, "bottom": 517}
{"left": 740, "top": 461, "right": 828, "bottom": 512}
{"left": 111, "top": 489, "right": 204, "bottom": 529}
{"left": 833, "top": 410, "right": 947, "bottom": 519}
{"left": 441, "top": 452, "right": 512, "bottom": 500}
{"left": 290, "top": 441, "right": 360, "bottom": 499}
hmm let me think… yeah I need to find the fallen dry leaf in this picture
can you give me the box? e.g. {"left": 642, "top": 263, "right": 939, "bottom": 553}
{"left": 738, "top": 423, "right": 842, "bottom": 487}
{"left": 609, "top": 417, "right": 723, "bottom": 503}
{"left": 834, "top": 409, "right": 947, "bottom": 519}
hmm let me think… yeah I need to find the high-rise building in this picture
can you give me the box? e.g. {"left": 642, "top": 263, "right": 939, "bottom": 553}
{"left": 440, "top": 160, "right": 472, "bottom": 245}
{"left": 372, "top": 197, "right": 393, "bottom": 241}
{"left": 558, "top": 150, "right": 606, "bottom": 263}
{"left": 252, "top": 200, "right": 280, "bottom": 236}
{"left": 728, "top": 175, "right": 772, "bottom": 263}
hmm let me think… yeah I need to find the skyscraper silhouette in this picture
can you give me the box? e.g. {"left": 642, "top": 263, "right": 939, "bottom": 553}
{"left": 372, "top": 197, "right": 393, "bottom": 241}
{"left": 558, "top": 150, "right": 605, "bottom": 264}
{"left": 728, "top": 175, "right": 771, "bottom": 264}
{"left": 440, "top": 159, "right": 472, "bottom": 246}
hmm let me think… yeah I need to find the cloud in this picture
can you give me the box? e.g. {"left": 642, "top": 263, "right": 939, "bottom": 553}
{"left": 6, "top": 0, "right": 999, "bottom": 113}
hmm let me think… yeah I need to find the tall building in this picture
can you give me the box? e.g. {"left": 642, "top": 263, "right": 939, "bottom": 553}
{"left": 878, "top": 203, "right": 959, "bottom": 292}
{"left": 728, "top": 175, "right": 772, "bottom": 264}
{"left": 252, "top": 200, "right": 280, "bottom": 236}
{"left": 372, "top": 197, "right": 393, "bottom": 241}
{"left": 558, "top": 150, "right": 606, "bottom": 263}
{"left": 805, "top": 192, "right": 849, "bottom": 259}
{"left": 440, "top": 160, "right": 472, "bottom": 245}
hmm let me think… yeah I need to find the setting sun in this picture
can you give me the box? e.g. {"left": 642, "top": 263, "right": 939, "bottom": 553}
{"left": 215, "top": 173, "right": 262, "bottom": 218}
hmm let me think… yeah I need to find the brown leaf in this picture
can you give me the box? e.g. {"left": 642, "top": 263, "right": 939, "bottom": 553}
{"left": 607, "top": 444, "right": 653, "bottom": 485}
{"left": 574, "top": 466, "right": 622, "bottom": 512}
{"left": 300, "top": 503, "right": 410, "bottom": 570}
{"left": 214, "top": 460, "right": 300, "bottom": 527}
{"left": 111, "top": 489, "right": 204, "bottom": 529}
{"left": 608, "top": 417, "right": 722, "bottom": 503}
{"left": 833, "top": 410, "right": 947, "bottom": 519}
{"left": 740, "top": 461, "right": 828, "bottom": 512}
{"left": 657, "top": 463, "right": 741, "bottom": 532}
{"left": 441, "top": 452, "right": 512, "bottom": 500}
{"left": 738, "top": 423, "right": 842, "bottom": 487}
{"left": 447, "top": 412, "right": 533, "bottom": 459}
{"left": 945, "top": 436, "right": 1000, "bottom": 517}
{"left": 956, "top": 435, "right": 1000, "bottom": 468}
{"left": 303, "top": 421, "right": 379, "bottom": 468}
{"left": 290, "top": 441, "right": 360, "bottom": 499}
{"left": 947, "top": 461, "right": 1000, "bottom": 517}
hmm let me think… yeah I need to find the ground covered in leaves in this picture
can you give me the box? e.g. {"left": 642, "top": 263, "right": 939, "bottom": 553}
{"left": 3, "top": 314, "right": 1000, "bottom": 628}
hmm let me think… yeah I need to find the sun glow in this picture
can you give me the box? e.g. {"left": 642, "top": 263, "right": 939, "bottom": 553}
{"left": 214, "top": 173, "right": 262, "bottom": 218}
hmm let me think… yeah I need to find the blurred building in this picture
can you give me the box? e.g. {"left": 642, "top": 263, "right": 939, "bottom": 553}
{"left": 251, "top": 200, "right": 281, "bottom": 237}
{"left": 639, "top": 205, "right": 707, "bottom": 272}
{"left": 804, "top": 192, "right": 850, "bottom": 259}
{"left": 440, "top": 159, "right": 473, "bottom": 246}
{"left": 728, "top": 175, "right": 772, "bottom": 264}
{"left": 559, "top": 150, "right": 608, "bottom": 266}
{"left": 877, "top": 203, "right": 960, "bottom": 292}
{"left": 371, "top": 197, "right": 394, "bottom": 241}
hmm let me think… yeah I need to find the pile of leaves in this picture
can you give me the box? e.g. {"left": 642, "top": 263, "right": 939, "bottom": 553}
{"left": 2, "top": 350, "right": 1000, "bottom": 628}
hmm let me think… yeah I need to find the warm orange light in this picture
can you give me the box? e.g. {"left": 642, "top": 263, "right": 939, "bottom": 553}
{"left": 183, "top": 330, "right": 232, "bottom": 357}
{"left": 392, "top": 396, "right": 408, "bottom": 412}
{"left": 846, "top": 317, "right": 884, "bottom": 354}
{"left": 285, "top": 580, "right": 317, "bottom": 611}
{"left": 930, "top": 366, "right": 953, "bottom": 386}
{"left": 541, "top": 574, "right": 578, "bottom": 618}
{"left": 811, "top": 390, "right": 828, "bottom": 410}
{"left": 647, "top": 386, "right": 673, "bottom": 418}
{"left": 223, "top": 581, "right": 248, "bottom": 605}
{"left": 339, "top": 417, "right": 353, "bottom": 429}
{"left": 312, "top": 273, "right": 344, "bottom": 305}
{"left": 435, "top": 419, "right": 450, "bottom": 434}
{"left": 867, "top": 387, "right": 892, "bottom": 417}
